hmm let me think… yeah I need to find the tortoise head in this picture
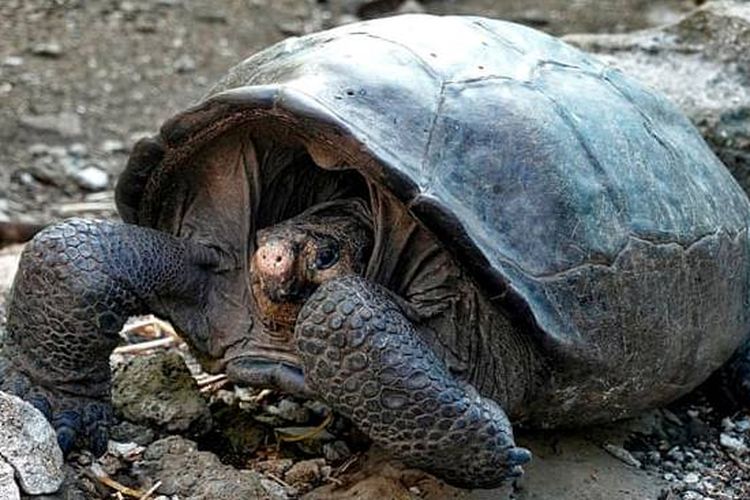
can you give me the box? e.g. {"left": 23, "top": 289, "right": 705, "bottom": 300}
{"left": 250, "top": 200, "right": 373, "bottom": 324}
{"left": 225, "top": 198, "right": 373, "bottom": 394}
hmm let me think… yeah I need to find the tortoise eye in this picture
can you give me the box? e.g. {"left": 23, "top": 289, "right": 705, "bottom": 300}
{"left": 314, "top": 244, "right": 339, "bottom": 270}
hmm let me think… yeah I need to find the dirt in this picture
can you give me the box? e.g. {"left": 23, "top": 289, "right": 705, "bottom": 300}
{"left": 1, "top": 1, "right": 745, "bottom": 499}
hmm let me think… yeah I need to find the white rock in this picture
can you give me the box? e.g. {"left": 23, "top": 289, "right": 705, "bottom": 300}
{"left": 101, "top": 139, "right": 127, "bottom": 153}
{"left": 721, "top": 417, "right": 735, "bottom": 432}
{"left": 683, "top": 472, "right": 700, "bottom": 484}
{"left": 173, "top": 54, "right": 196, "bottom": 73}
{"left": 682, "top": 491, "right": 705, "bottom": 500}
{"left": 0, "top": 392, "right": 64, "bottom": 495}
{"left": 719, "top": 433, "right": 748, "bottom": 454}
{"left": 2, "top": 56, "right": 24, "bottom": 67}
{"left": 0, "top": 456, "right": 21, "bottom": 500}
{"left": 72, "top": 166, "right": 110, "bottom": 191}
{"left": 735, "top": 418, "right": 750, "bottom": 433}
{"left": 31, "top": 42, "right": 63, "bottom": 57}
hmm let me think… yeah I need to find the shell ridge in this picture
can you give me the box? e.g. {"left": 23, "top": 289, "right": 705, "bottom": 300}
{"left": 531, "top": 228, "right": 740, "bottom": 281}
{"left": 600, "top": 69, "right": 682, "bottom": 164}
{"left": 468, "top": 18, "right": 527, "bottom": 56}
{"left": 340, "top": 31, "right": 442, "bottom": 80}
{"left": 531, "top": 84, "right": 630, "bottom": 228}
{"left": 420, "top": 81, "right": 447, "bottom": 186}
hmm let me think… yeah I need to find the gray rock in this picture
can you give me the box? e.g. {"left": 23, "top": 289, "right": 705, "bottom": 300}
{"left": 108, "top": 420, "right": 156, "bottom": 446}
{"left": 0, "top": 392, "right": 64, "bottom": 495}
{"left": 266, "top": 398, "right": 310, "bottom": 424}
{"left": 683, "top": 472, "right": 700, "bottom": 484}
{"left": 0, "top": 457, "right": 20, "bottom": 500}
{"left": 565, "top": 1, "right": 750, "bottom": 194}
{"left": 27, "top": 143, "right": 49, "bottom": 156}
{"left": 323, "top": 440, "right": 352, "bottom": 462}
{"left": 139, "top": 436, "right": 275, "bottom": 498}
{"left": 682, "top": 491, "right": 706, "bottom": 500}
{"left": 719, "top": 433, "right": 747, "bottom": 453}
{"left": 112, "top": 352, "right": 212, "bottom": 436}
{"left": 67, "top": 143, "right": 88, "bottom": 157}
{"left": 72, "top": 166, "right": 109, "bottom": 191}
{"left": 31, "top": 42, "right": 63, "bottom": 58}
{"left": 284, "top": 458, "right": 327, "bottom": 486}
{"left": 173, "top": 54, "right": 196, "bottom": 74}
{"left": 603, "top": 443, "right": 642, "bottom": 468}
{"left": 735, "top": 418, "right": 750, "bottom": 433}
{"left": 19, "top": 112, "right": 82, "bottom": 138}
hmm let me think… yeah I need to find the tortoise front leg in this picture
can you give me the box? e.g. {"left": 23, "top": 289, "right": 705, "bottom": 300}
{"left": 294, "top": 276, "right": 531, "bottom": 488}
{"left": 0, "top": 218, "right": 221, "bottom": 454}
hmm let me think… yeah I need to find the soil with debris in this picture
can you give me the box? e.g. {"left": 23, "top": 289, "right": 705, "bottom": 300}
{"left": 2, "top": 1, "right": 750, "bottom": 499}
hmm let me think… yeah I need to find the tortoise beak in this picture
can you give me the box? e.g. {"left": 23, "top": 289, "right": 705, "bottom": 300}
{"left": 253, "top": 238, "right": 306, "bottom": 302}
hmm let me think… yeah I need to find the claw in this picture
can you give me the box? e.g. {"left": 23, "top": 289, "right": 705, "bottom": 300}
{"left": 506, "top": 447, "right": 532, "bottom": 466}
{"left": 56, "top": 426, "right": 77, "bottom": 455}
{"left": 88, "top": 424, "right": 109, "bottom": 456}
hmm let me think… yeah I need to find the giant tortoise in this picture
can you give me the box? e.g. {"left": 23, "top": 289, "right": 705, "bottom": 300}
{"left": 2, "top": 14, "right": 750, "bottom": 489}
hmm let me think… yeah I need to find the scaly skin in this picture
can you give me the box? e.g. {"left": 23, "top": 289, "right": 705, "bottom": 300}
{"left": 295, "top": 275, "right": 531, "bottom": 488}
{"left": 0, "top": 218, "right": 221, "bottom": 454}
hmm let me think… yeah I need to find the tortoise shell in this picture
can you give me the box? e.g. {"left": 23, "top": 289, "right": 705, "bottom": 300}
{"left": 116, "top": 15, "right": 750, "bottom": 408}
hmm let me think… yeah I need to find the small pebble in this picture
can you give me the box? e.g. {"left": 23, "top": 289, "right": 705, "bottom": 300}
{"left": 272, "top": 399, "right": 310, "bottom": 423}
{"left": 681, "top": 491, "right": 705, "bottom": 500}
{"left": 254, "top": 458, "right": 294, "bottom": 477}
{"left": 101, "top": 139, "right": 127, "bottom": 153}
{"left": 107, "top": 441, "right": 144, "bottom": 461}
{"left": 2, "top": 56, "right": 24, "bottom": 67}
{"left": 72, "top": 165, "right": 109, "bottom": 191}
{"left": 27, "top": 143, "right": 49, "bottom": 156}
{"left": 666, "top": 446, "right": 684, "bottom": 463}
{"left": 173, "top": 54, "right": 196, "bottom": 73}
{"left": 603, "top": 443, "right": 642, "bottom": 468}
{"left": 284, "top": 458, "right": 325, "bottom": 485}
{"left": 735, "top": 418, "right": 750, "bottom": 433}
{"left": 719, "top": 433, "right": 747, "bottom": 454}
{"left": 721, "top": 417, "right": 735, "bottom": 432}
{"left": 31, "top": 42, "right": 63, "bottom": 57}
{"left": 68, "top": 143, "right": 88, "bottom": 157}
{"left": 323, "top": 440, "right": 352, "bottom": 462}
{"left": 683, "top": 472, "right": 700, "bottom": 484}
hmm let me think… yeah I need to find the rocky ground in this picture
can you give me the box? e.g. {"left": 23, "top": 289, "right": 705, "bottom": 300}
{"left": 2, "top": 0, "right": 750, "bottom": 499}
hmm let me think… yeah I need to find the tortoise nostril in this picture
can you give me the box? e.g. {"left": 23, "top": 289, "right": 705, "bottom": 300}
{"left": 275, "top": 256, "right": 282, "bottom": 263}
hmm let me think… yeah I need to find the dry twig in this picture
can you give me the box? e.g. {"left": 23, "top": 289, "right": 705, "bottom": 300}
{"left": 113, "top": 337, "right": 175, "bottom": 354}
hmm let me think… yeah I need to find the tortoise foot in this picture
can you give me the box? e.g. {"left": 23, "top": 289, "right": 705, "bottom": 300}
{"left": 0, "top": 358, "right": 112, "bottom": 455}
{"left": 295, "top": 276, "right": 530, "bottom": 489}
{"left": 1, "top": 218, "right": 222, "bottom": 456}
